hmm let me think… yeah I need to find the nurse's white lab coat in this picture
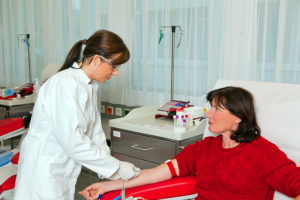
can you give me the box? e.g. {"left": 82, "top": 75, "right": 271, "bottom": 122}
{"left": 14, "top": 63, "right": 119, "bottom": 200}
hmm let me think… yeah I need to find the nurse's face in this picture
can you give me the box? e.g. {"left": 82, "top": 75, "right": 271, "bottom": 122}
{"left": 93, "top": 55, "right": 119, "bottom": 83}
{"left": 205, "top": 99, "right": 241, "bottom": 135}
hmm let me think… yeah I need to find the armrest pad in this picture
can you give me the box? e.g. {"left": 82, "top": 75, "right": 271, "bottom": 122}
{"left": 0, "top": 118, "right": 24, "bottom": 136}
{"left": 101, "top": 176, "right": 197, "bottom": 200}
{"left": 0, "top": 175, "right": 16, "bottom": 194}
{"left": 11, "top": 152, "right": 19, "bottom": 165}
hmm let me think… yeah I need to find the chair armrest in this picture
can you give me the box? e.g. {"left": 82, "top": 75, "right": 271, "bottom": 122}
{"left": 0, "top": 118, "right": 24, "bottom": 136}
{"left": 101, "top": 176, "right": 197, "bottom": 200}
{"left": 0, "top": 175, "right": 16, "bottom": 194}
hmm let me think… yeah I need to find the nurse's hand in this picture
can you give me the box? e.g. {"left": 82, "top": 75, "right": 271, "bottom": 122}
{"left": 79, "top": 182, "right": 105, "bottom": 200}
{"left": 109, "top": 161, "right": 141, "bottom": 181}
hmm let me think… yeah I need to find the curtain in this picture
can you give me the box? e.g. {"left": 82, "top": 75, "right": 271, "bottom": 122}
{"left": 1, "top": 0, "right": 300, "bottom": 107}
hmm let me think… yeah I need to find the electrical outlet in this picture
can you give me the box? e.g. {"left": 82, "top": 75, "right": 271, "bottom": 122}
{"left": 124, "top": 109, "right": 131, "bottom": 116}
{"left": 107, "top": 106, "right": 114, "bottom": 115}
{"left": 115, "top": 107, "right": 122, "bottom": 116}
{"left": 101, "top": 105, "right": 105, "bottom": 113}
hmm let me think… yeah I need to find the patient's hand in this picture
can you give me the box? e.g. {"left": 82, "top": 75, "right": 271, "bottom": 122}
{"left": 79, "top": 179, "right": 123, "bottom": 200}
{"left": 79, "top": 162, "right": 175, "bottom": 200}
{"left": 79, "top": 182, "right": 107, "bottom": 200}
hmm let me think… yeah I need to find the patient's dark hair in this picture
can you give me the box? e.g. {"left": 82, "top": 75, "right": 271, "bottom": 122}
{"left": 206, "top": 86, "right": 260, "bottom": 143}
{"left": 59, "top": 30, "right": 130, "bottom": 71}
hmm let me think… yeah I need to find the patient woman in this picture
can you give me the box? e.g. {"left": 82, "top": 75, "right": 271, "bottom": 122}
{"left": 80, "top": 87, "right": 300, "bottom": 200}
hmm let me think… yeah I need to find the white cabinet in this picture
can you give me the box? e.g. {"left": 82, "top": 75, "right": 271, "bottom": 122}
{"left": 109, "top": 105, "right": 206, "bottom": 169}
{"left": 111, "top": 128, "right": 203, "bottom": 169}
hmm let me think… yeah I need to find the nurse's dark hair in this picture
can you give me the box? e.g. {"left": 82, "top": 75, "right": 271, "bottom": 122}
{"left": 59, "top": 30, "right": 130, "bottom": 71}
{"left": 206, "top": 86, "right": 260, "bottom": 143}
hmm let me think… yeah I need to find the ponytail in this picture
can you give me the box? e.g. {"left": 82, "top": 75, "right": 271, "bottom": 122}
{"left": 59, "top": 30, "right": 130, "bottom": 72}
{"left": 59, "top": 39, "right": 87, "bottom": 71}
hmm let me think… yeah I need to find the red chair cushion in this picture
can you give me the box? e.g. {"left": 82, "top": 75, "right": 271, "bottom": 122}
{"left": 0, "top": 175, "right": 17, "bottom": 194}
{"left": 0, "top": 118, "right": 24, "bottom": 136}
{"left": 11, "top": 152, "right": 20, "bottom": 165}
{"left": 101, "top": 176, "right": 197, "bottom": 200}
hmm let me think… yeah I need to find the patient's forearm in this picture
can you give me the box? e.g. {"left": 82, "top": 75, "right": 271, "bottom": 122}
{"left": 103, "top": 162, "right": 173, "bottom": 193}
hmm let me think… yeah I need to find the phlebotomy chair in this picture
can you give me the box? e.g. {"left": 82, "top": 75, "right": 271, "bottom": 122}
{"left": 0, "top": 118, "right": 25, "bottom": 150}
{"left": 102, "top": 79, "right": 300, "bottom": 200}
{"left": 100, "top": 176, "right": 197, "bottom": 200}
{"left": 203, "top": 79, "right": 300, "bottom": 200}
{"left": 0, "top": 118, "right": 24, "bottom": 199}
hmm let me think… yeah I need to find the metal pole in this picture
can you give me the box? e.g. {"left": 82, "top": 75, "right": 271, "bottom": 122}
{"left": 27, "top": 34, "right": 32, "bottom": 83}
{"left": 171, "top": 26, "right": 176, "bottom": 100}
{"left": 159, "top": 25, "right": 183, "bottom": 100}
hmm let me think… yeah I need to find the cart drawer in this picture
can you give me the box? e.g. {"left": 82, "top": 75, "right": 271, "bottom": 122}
{"left": 111, "top": 130, "right": 176, "bottom": 164}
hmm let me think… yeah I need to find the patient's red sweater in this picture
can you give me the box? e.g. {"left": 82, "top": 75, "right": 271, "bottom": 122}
{"left": 175, "top": 135, "right": 300, "bottom": 200}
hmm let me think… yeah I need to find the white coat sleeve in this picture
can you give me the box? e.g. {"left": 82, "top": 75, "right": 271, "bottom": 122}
{"left": 46, "top": 77, "right": 119, "bottom": 178}
{"left": 91, "top": 106, "right": 110, "bottom": 155}
{"left": 91, "top": 104, "right": 112, "bottom": 178}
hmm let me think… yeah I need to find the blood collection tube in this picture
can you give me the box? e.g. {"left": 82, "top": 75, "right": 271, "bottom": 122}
{"left": 173, "top": 115, "right": 177, "bottom": 127}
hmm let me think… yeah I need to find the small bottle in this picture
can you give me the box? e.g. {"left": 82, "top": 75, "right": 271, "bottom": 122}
{"left": 177, "top": 116, "right": 180, "bottom": 127}
{"left": 34, "top": 78, "right": 40, "bottom": 94}
{"left": 188, "top": 113, "right": 194, "bottom": 127}
{"left": 184, "top": 114, "right": 189, "bottom": 128}
{"left": 182, "top": 119, "right": 187, "bottom": 129}
{"left": 176, "top": 108, "right": 184, "bottom": 117}
{"left": 173, "top": 115, "right": 177, "bottom": 127}
{"left": 180, "top": 115, "right": 184, "bottom": 127}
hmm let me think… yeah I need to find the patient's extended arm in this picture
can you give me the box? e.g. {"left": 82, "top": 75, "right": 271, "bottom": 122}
{"left": 79, "top": 159, "right": 179, "bottom": 200}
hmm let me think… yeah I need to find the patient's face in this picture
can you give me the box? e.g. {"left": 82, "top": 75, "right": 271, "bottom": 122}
{"left": 206, "top": 99, "right": 241, "bottom": 134}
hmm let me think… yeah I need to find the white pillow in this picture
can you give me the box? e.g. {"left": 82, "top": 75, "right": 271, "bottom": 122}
{"left": 256, "top": 102, "right": 300, "bottom": 165}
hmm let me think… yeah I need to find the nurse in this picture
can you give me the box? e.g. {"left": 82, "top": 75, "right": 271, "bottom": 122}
{"left": 14, "top": 30, "right": 140, "bottom": 200}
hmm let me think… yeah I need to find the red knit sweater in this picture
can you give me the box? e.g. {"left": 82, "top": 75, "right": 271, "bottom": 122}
{"left": 175, "top": 135, "right": 300, "bottom": 200}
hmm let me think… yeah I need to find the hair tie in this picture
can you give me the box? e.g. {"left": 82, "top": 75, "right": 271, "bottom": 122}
{"left": 80, "top": 39, "right": 87, "bottom": 62}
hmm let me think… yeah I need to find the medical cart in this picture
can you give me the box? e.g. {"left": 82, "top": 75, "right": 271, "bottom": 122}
{"left": 109, "top": 105, "right": 206, "bottom": 169}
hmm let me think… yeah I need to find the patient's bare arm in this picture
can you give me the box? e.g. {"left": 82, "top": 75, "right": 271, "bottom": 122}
{"left": 79, "top": 159, "right": 179, "bottom": 200}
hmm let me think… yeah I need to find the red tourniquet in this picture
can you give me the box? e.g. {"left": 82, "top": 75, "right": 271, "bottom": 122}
{"left": 167, "top": 161, "right": 177, "bottom": 177}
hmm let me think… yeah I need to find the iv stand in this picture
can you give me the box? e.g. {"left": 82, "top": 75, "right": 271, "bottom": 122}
{"left": 159, "top": 26, "right": 183, "bottom": 100}
{"left": 17, "top": 34, "right": 32, "bottom": 83}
